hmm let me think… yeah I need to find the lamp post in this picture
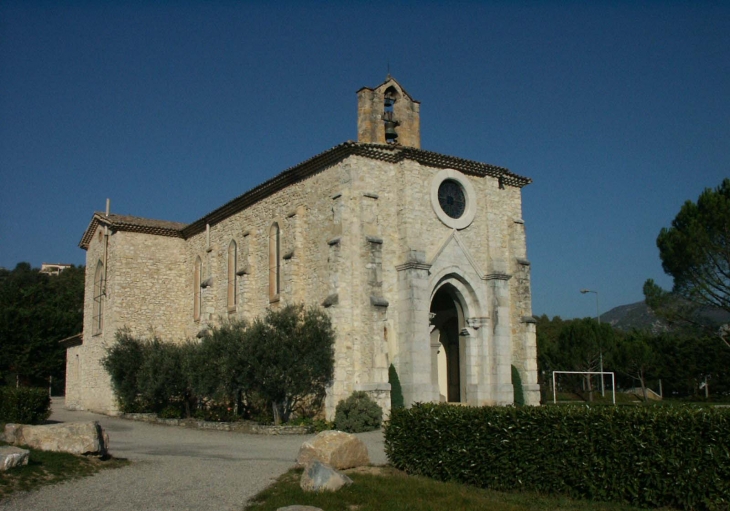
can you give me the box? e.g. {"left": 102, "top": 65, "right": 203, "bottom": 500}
{"left": 580, "top": 289, "right": 604, "bottom": 397}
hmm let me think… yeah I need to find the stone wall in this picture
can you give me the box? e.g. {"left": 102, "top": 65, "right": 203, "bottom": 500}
{"left": 70, "top": 149, "right": 537, "bottom": 417}
{"left": 66, "top": 225, "right": 189, "bottom": 414}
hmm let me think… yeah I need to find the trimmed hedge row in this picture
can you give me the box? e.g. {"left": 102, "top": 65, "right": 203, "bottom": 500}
{"left": 0, "top": 387, "right": 51, "bottom": 424}
{"left": 384, "top": 403, "right": 730, "bottom": 510}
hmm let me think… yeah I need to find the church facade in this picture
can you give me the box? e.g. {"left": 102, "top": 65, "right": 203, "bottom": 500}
{"left": 65, "top": 77, "right": 540, "bottom": 418}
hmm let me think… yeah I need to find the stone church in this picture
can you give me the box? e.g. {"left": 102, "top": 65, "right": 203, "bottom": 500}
{"left": 65, "top": 77, "right": 540, "bottom": 418}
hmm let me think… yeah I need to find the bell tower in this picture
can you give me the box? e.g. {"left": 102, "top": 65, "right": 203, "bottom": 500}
{"left": 357, "top": 76, "right": 421, "bottom": 148}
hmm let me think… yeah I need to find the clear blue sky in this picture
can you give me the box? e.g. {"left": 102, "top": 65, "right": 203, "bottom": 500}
{"left": 1, "top": 2, "right": 728, "bottom": 319}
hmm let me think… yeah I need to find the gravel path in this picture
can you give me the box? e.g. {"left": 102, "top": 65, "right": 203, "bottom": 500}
{"left": 1, "top": 399, "right": 387, "bottom": 511}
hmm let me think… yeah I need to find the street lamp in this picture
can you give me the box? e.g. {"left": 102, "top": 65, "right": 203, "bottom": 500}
{"left": 580, "top": 289, "right": 604, "bottom": 397}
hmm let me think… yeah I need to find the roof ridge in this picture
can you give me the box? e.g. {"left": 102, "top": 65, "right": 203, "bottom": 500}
{"left": 80, "top": 141, "right": 532, "bottom": 247}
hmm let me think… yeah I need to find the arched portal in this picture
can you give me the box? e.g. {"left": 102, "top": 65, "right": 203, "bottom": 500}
{"left": 430, "top": 284, "right": 466, "bottom": 403}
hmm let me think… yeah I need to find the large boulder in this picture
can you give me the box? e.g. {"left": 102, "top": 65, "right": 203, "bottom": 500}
{"left": 300, "top": 461, "right": 353, "bottom": 492}
{"left": 296, "top": 430, "right": 369, "bottom": 470}
{"left": 2, "top": 422, "right": 109, "bottom": 456}
{"left": 276, "top": 507, "right": 324, "bottom": 511}
{"left": 0, "top": 446, "right": 30, "bottom": 471}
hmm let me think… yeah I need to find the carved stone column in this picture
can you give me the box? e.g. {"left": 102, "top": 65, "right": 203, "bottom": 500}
{"left": 396, "top": 250, "right": 439, "bottom": 405}
{"left": 486, "top": 273, "right": 514, "bottom": 404}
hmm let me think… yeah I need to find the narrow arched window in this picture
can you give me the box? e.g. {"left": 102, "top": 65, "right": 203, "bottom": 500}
{"left": 92, "top": 260, "right": 104, "bottom": 335}
{"left": 269, "top": 223, "right": 280, "bottom": 300}
{"left": 227, "top": 240, "right": 237, "bottom": 310}
{"left": 194, "top": 256, "right": 202, "bottom": 321}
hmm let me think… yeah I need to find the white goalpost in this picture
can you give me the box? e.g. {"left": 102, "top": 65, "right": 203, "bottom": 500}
{"left": 552, "top": 370, "right": 616, "bottom": 405}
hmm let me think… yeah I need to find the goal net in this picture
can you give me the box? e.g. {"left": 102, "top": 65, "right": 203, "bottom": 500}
{"left": 551, "top": 371, "right": 616, "bottom": 404}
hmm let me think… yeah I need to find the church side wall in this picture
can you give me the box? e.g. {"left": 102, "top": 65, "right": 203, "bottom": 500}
{"left": 181, "top": 159, "right": 362, "bottom": 419}
{"left": 68, "top": 228, "right": 189, "bottom": 413}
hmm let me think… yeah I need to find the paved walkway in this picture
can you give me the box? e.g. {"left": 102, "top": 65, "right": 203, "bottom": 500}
{"left": 1, "top": 399, "right": 386, "bottom": 511}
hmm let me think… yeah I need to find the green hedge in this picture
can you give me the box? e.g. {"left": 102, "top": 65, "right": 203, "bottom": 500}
{"left": 0, "top": 387, "right": 51, "bottom": 424}
{"left": 384, "top": 403, "right": 730, "bottom": 510}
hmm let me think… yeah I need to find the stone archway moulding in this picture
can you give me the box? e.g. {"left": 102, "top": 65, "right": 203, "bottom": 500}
{"left": 430, "top": 266, "right": 484, "bottom": 325}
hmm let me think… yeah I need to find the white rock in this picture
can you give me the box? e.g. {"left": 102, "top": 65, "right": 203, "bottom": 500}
{"left": 300, "top": 461, "right": 353, "bottom": 492}
{"left": 0, "top": 446, "right": 30, "bottom": 471}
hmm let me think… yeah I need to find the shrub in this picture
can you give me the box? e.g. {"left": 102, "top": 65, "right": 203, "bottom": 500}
{"left": 192, "top": 320, "right": 249, "bottom": 410}
{"left": 158, "top": 405, "right": 183, "bottom": 419}
{"left": 0, "top": 386, "right": 51, "bottom": 424}
{"left": 102, "top": 304, "right": 334, "bottom": 424}
{"left": 136, "top": 338, "right": 191, "bottom": 414}
{"left": 102, "top": 329, "right": 145, "bottom": 412}
{"left": 241, "top": 304, "right": 335, "bottom": 424}
{"left": 511, "top": 365, "right": 524, "bottom": 406}
{"left": 389, "top": 364, "right": 404, "bottom": 410}
{"left": 334, "top": 391, "right": 382, "bottom": 433}
{"left": 385, "top": 403, "right": 730, "bottom": 510}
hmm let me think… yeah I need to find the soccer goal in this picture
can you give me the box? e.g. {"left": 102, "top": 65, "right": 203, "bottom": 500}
{"left": 552, "top": 370, "right": 616, "bottom": 405}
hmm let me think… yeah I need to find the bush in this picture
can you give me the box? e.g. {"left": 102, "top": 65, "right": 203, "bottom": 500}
{"left": 385, "top": 403, "right": 730, "bottom": 510}
{"left": 334, "top": 391, "right": 382, "bottom": 433}
{"left": 192, "top": 320, "right": 249, "bottom": 410}
{"left": 102, "top": 329, "right": 145, "bottom": 412}
{"left": 389, "top": 364, "right": 404, "bottom": 410}
{"left": 511, "top": 365, "right": 524, "bottom": 406}
{"left": 136, "top": 338, "right": 192, "bottom": 414}
{"left": 102, "top": 304, "right": 335, "bottom": 424}
{"left": 103, "top": 330, "right": 196, "bottom": 415}
{"left": 0, "top": 387, "right": 51, "bottom": 424}
{"left": 158, "top": 405, "right": 183, "bottom": 419}
{"left": 241, "top": 304, "right": 335, "bottom": 424}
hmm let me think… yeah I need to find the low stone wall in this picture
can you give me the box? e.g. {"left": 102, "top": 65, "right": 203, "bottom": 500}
{"left": 120, "top": 413, "right": 312, "bottom": 435}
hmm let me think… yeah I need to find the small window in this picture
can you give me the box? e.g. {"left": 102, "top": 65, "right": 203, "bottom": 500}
{"left": 92, "top": 260, "right": 104, "bottom": 335}
{"left": 269, "top": 223, "right": 280, "bottom": 300}
{"left": 194, "top": 256, "right": 202, "bottom": 321}
{"left": 227, "top": 240, "right": 237, "bottom": 310}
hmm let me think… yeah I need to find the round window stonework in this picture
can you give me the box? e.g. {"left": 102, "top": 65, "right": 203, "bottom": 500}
{"left": 430, "top": 169, "right": 477, "bottom": 230}
{"left": 438, "top": 180, "right": 466, "bottom": 219}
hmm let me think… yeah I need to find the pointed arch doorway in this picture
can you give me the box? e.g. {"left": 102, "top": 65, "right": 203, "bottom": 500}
{"left": 430, "top": 284, "right": 466, "bottom": 403}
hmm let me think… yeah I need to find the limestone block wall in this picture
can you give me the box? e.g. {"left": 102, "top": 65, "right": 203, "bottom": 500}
{"left": 67, "top": 226, "right": 189, "bottom": 413}
{"left": 179, "top": 160, "right": 368, "bottom": 419}
{"left": 70, "top": 149, "right": 536, "bottom": 416}
{"left": 357, "top": 79, "right": 420, "bottom": 148}
{"left": 341, "top": 155, "right": 534, "bottom": 407}
{"left": 67, "top": 223, "right": 116, "bottom": 413}
{"left": 110, "top": 232, "right": 189, "bottom": 342}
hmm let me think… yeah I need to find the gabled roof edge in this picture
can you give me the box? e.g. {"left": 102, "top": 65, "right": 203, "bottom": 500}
{"left": 180, "top": 141, "right": 531, "bottom": 238}
{"left": 79, "top": 212, "right": 186, "bottom": 250}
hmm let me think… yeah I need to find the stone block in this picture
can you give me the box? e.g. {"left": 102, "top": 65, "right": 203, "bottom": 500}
{"left": 5, "top": 421, "right": 109, "bottom": 456}
{"left": 0, "top": 446, "right": 29, "bottom": 471}
{"left": 296, "top": 430, "right": 369, "bottom": 470}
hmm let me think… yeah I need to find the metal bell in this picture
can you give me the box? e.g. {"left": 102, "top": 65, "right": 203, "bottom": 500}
{"left": 384, "top": 121, "right": 398, "bottom": 140}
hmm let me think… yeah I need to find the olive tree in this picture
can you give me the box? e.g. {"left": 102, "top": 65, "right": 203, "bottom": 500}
{"left": 241, "top": 304, "right": 335, "bottom": 424}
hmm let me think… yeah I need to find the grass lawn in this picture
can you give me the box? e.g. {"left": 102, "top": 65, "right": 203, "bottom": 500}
{"left": 245, "top": 466, "right": 676, "bottom": 511}
{"left": 0, "top": 442, "right": 129, "bottom": 500}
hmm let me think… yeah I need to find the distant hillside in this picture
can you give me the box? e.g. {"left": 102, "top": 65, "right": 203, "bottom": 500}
{"left": 601, "top": 300, "right": 730, "bottom": 332}
{"left": 601, "top": 301, "right": 666, "bottom": 332}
